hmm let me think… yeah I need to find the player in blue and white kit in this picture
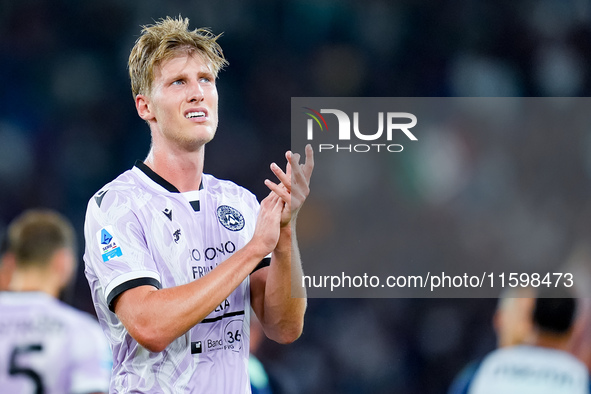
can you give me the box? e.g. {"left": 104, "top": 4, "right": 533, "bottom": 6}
{"left": 0, "top": 210, "right": 111, "bottom": 394}
{"left": 84, "top": 16, "right": 313, "bottom": 393}
{"left": 450, "top": 291, "right": 591, "bottom": 394}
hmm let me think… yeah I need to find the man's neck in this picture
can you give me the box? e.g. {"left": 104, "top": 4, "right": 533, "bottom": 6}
{"left": 9, "top": 269, "right": 60, "bottom": 298}
{"left": 144, "top": 145, "right": 205, "bottom": 192}
{"left": 526, "top": 329, "right": 571, "bottom": 351}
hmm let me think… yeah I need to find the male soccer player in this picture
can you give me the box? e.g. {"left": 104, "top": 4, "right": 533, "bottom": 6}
{"left": 450, "top": 289, "right": 590, "bottom": 394}
{"left": 448, "top": 287, "right": 536, "bottom": 393}
{"left": 492, "top": 287, "right": 536, "bottom": 348}
{"left": 84, "top": 16, "right": 313, "bottom": 393}
{"left": 0, "top": 209, "right": 111, "bottom": 394}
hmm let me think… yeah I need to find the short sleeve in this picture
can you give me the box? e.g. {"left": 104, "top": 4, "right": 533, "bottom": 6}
{"left": 84, "top": 188, "right": 162, "bottom": 311}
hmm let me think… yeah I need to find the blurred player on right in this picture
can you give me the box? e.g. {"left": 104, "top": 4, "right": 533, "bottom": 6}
{"left": 451, "top": 289, "right": 590, "bottom": 394}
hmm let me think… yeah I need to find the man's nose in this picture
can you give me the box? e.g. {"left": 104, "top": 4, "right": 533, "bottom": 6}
{"left": 187, "top": 82, "right": 204, "bottom": 102}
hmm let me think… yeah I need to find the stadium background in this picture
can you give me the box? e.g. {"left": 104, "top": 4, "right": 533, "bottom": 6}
{"left": 1, "top": 0, "right": 591, "bottom": 393}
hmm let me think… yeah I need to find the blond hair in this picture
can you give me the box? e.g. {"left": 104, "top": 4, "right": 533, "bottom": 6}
{"left": 7, "top": 209, "right": 75, "bottom": 268}
{"left": 128, "top": 16, "right": 228, "bottom": 97}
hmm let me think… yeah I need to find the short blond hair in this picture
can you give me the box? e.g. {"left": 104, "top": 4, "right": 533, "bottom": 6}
{"left": 128, "top": 16, "right": 228, "bottom": 97}
{"left": 7, "top": 209, "right": 75, "bottom": 268}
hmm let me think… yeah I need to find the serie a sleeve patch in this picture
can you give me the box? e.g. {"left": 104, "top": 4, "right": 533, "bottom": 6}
{"left": 97, "top": 226, "right": 123, "bottom": 262}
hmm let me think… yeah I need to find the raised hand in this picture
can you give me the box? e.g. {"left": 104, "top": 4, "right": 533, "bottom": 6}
{"left": 251, "top": 191, "right": 285, "bottom": 254}
{"left": 264, "top": 144, "right": 314, "bottom": 227}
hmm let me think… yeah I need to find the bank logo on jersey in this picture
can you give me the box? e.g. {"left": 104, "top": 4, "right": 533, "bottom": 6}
{"left": 217, "top": 205, "right": 245, "bottom": 231}
{"left": 191, "top": 318, "right": 243, "bottom": 354}
{"left": 97, "top": 226, "right": 123, "bottom": 262}
{"left": 191, "top": 341, "right": 203, "bottom": 354}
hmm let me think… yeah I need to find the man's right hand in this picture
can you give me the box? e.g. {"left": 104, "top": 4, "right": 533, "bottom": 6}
{"left": 250, "top": 191, "right": 284, "bottom": 257}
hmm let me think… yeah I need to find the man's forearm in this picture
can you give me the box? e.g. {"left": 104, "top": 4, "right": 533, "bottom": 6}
{"left": 115, "top": 190, "right": 284, "bottom": 352}
{"left": 114, "top": 242, "right": 269, "bottom": 352}
{"left": 258, "top": 225, "right": 307, "bottom": 343}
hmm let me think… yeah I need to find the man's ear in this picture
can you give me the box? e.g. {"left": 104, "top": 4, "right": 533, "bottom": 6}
{"left": 136, "top": 94, "right": 155, "bottom": 121}
{"left": 50, "top": 248, "right": 76, "bottom": 290}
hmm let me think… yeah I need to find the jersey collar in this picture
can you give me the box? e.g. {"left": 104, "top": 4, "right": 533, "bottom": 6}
{"left": 134, "top": 160, "right": 203, "bottom": 193}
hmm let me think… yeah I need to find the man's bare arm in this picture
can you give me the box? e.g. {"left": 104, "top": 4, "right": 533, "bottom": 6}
{"left": 113, "top": 192, "right": 284, "bottom": 352}
{"left": 251, "top": 145, "right": 314, "bottom": 343}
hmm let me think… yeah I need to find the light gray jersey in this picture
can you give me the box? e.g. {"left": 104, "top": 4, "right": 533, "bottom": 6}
{"left": 0, "top": 292, "right": 111, "bottom": 394}
{"left": 468, "top": 345, "right": 589, "bottom": 394}
{"left": 84, "top": 162, "right": 266, "bottom": 393}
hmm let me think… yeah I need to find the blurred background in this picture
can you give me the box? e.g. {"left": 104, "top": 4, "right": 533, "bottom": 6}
{"left": 2, "top": 0, "right": 591, "bottom": 393}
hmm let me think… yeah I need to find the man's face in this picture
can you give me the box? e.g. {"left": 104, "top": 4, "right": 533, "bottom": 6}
{"left": 138, "top": 52, "right": 219, "bottom": 151}
{"left": 494, "top": 295, "right": 535, "bottom": 347}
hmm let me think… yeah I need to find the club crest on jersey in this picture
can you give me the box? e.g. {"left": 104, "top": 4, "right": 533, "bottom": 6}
{"left": 97, "top": 226, "right": 123, "bottom": 262}
{"left": 217, "top": 205, "right": 245, "bottom": 231}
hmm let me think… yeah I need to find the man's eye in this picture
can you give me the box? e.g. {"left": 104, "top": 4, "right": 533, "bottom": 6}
{"left": 172, "top": 80, "right": 184, "bottom": 85}
{"left": 200, "top": 77, "right": 211, "bottom": 83}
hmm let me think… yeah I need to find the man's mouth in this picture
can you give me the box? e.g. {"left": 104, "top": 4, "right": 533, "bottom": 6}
{"left": 185, "top": 111, "right": 206, "bottom": 119}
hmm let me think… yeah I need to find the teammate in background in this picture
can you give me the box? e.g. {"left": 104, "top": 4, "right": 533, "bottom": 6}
{"left": 0, "top": 209, "right": 111, "bottom": 394}
{"left": 450, "top": 289, "right": 590, "bottom": 394}
{"left": 492, "top": 287, "right": 536, "bottom": 348}
{"left": 84, "top": 16, "right": 313, "bottom": 393}
{"left": 448, "top": 287, "right": 535, "bottom": 392}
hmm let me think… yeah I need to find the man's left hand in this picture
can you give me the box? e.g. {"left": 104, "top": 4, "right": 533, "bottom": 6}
{"left": 264, "top": 144, "right": 314, "bottom": 227}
